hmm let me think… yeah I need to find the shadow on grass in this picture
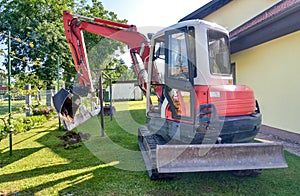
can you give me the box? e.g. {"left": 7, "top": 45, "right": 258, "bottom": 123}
{"left": 0, "top": 147, "right": 43, "bottom": 169}
{"left": 0, "top": 123, "right": 58, "bottom": 166}
{"left": 0, "top": 109, "right": 147, "bottom": 194}
{"left": 1, "top": 108, "right": 300, "bottom": 195}
{"left": 0, "top": 124, "right": 57, "bottom": 152}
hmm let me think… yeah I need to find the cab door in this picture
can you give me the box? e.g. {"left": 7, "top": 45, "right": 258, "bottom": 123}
{"left": 164, "top": 26, "right": 196, "bottom": 122}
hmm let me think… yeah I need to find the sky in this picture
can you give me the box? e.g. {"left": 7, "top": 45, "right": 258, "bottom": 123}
{"left": 101, "top": 0, "right": 211, "bottom": 28}
{"left": 100, "top": 0, "right": 211, "bottom": 64}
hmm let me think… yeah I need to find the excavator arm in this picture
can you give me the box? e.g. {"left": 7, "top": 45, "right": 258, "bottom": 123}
{"left": 62, "top": 10, "right": 150, "bottom": 91}
{"left": 53, "top": 11, "right": 150, "bottom": 130}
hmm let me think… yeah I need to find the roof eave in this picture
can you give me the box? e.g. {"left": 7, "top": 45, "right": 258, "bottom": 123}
{"left": 230, "top": 2, "right": 300, "bottom": 54}
{"left": 179, "top": 0, "right": 232, "bottom": 22}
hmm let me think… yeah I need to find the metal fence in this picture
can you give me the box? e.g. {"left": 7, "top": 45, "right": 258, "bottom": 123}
{"left": 0, "top": 89, "right": 56, "bottom": 117}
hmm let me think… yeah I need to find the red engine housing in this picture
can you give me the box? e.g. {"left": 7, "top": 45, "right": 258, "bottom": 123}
{"left": 195, "top": 85, "right": 256, "bottom": 117}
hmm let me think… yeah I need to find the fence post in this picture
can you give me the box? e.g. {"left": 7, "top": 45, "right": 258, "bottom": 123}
{"left": 25, "top": 84, "right": 31, "bottom": 116}
{"left": 8, "top": 30, "right": 12, "bottom": 156}
{"left": 99, "top": 71, "right": 105, "bottom": 137}
{"left": 38, "top": 89, "right": 41, "bottom": 101}
{"left": 46, "top": 89, "right": 52, "bottom": 106}
{"left": 57, "top": 56, "right": 61, "bottom": 129}
{"left": 53, "top": 86, "right": 57, "bottom": 95}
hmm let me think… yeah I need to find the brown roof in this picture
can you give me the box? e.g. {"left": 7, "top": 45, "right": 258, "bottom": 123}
{"left": 230, "top": 0, "right": 300, "bottom": 37}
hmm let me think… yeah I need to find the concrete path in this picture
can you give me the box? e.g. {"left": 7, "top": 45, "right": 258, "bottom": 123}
{"left": 255, "top": 125, "right": 300, "bottom": 156}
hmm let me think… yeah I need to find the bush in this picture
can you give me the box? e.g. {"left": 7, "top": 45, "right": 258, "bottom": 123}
{"left": 0, "top": 123, "right": 8, "bottom": 141}
{"left": 0, "top": 104, "right": 57, "bottom": 142}
{"left": 0, "top": 116, "right": 33, "bottom": 139}
{"left": 32, "top": 105, "right": 56, "bottom": 119}
{"left": 28, "top": 115, "right": 48, "bottom": 126}
{"left": 13, "top": 117, "right": 33, "bottom": 133}
{"left": 0, "top": 113, "right": 54, "bottom": 142}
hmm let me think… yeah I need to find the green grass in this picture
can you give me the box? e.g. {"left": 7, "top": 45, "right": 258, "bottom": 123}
{"left": 0, "top": 99, "right": 25, "bottom": 116}
{"left": 0, "top": 100, "right": 299, "bottom": 195}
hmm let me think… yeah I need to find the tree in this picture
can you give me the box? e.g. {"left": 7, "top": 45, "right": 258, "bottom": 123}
{"left": 101, "top": 58, "right": 128, "bottom": 88}
{"left": 13, "top": 73, "right": 45, "bottom": 96}
{"left": 117, "top": 59, "right": 137, "bottom": 81}
{"left": 0, "top": 0, "right": 128, "bottom": 90}
{"left": 0, "top": 0, "right": 75, "bottom": 89}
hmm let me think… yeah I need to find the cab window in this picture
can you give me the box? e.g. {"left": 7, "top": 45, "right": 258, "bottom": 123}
{"left": 167, "top": 31, "right": 189, "bottom": 80}
{"left": 152, "top": 36, "right": 165, "bottom": 84}
{"left": 208, "top": 30, "right": 231, "bottom": 75}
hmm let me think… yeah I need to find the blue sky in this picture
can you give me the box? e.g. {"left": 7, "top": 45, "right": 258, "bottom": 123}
{"left": 101, "top": 0, "right": 211, "bottom": 27}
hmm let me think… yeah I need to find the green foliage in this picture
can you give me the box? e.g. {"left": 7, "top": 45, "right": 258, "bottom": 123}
{"left": 0, "top": 114, "right": 52, "bottom": 142}
{"left": 0, "top": 103, "right": 55, "bottom": 141}
{"left": 0, "top": 116, "right": 27, "bottom": 141}
{"left": 12, "top": 73, "right": 45, "bottom": 98}
{"left": 102, "top": 58, "right": 128, "bottom": 88}
{"left": 13, "top": 117, "right": 33, "bottom": 133}
{"left": 0, "top": 69, "right": 6, "bottom": 87}
{"left": 0, "top": 0, "right": 75, "bottom": 88}
{"left": 14, "top": 72, "right": 45, "bottom": 89}
{"left": 0, "top": 0, "right": 128, "bottom": 90}
{"left": 26, "top": 115, "right": 49, "bottom": 126}
{"left": 74, "top": 0, "right": 129, "bottom": 87}
{"left": 0, "top": 117, "right": 11, "bottom": 141}
{"left": 117, "top": 62, "right": 137, "bottom": 81}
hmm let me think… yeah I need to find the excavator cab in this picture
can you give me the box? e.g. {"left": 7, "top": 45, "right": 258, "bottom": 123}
{"left": 57, "top": 11, "right": 287, "bottom": 179}
{"left": 141, "top": 21, "right": 287, "bottom": 179}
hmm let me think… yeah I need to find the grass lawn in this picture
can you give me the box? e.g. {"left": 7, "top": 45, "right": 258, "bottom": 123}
{"left": 0, "top": 99, "right": 299, "bottom": 195}
{"left": 0, "top": 99, "right": 26, "bottom": 116}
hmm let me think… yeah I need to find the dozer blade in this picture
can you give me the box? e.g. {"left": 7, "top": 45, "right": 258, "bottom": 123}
{"left": 53, "top": 88, "right": 100, "bottom": 130}
{"left": 156, "top": 142, "right": 287, "bottom": 173}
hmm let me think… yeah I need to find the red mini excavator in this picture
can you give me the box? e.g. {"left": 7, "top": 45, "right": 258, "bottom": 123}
{"left": 53, "top": 11, "right": 287, "bottom": 179}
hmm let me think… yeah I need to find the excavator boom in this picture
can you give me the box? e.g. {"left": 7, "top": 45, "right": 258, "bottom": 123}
{"left": 62, "top": 10, "right": 150, "bottom": 90}
{"left": 53, "top": 11, "right": 150, "bottom": 129}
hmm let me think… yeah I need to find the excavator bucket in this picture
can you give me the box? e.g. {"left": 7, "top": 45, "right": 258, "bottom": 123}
{"left": 53, "top": 88, "right": 100, "bottom": 130}
{"left": 156, "top": 142, "right": 287, "bottom": 173}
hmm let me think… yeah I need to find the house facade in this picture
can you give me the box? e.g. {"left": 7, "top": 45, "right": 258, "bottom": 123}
{"left": 180, "top": 0, "right": 300, "bottom": 134}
